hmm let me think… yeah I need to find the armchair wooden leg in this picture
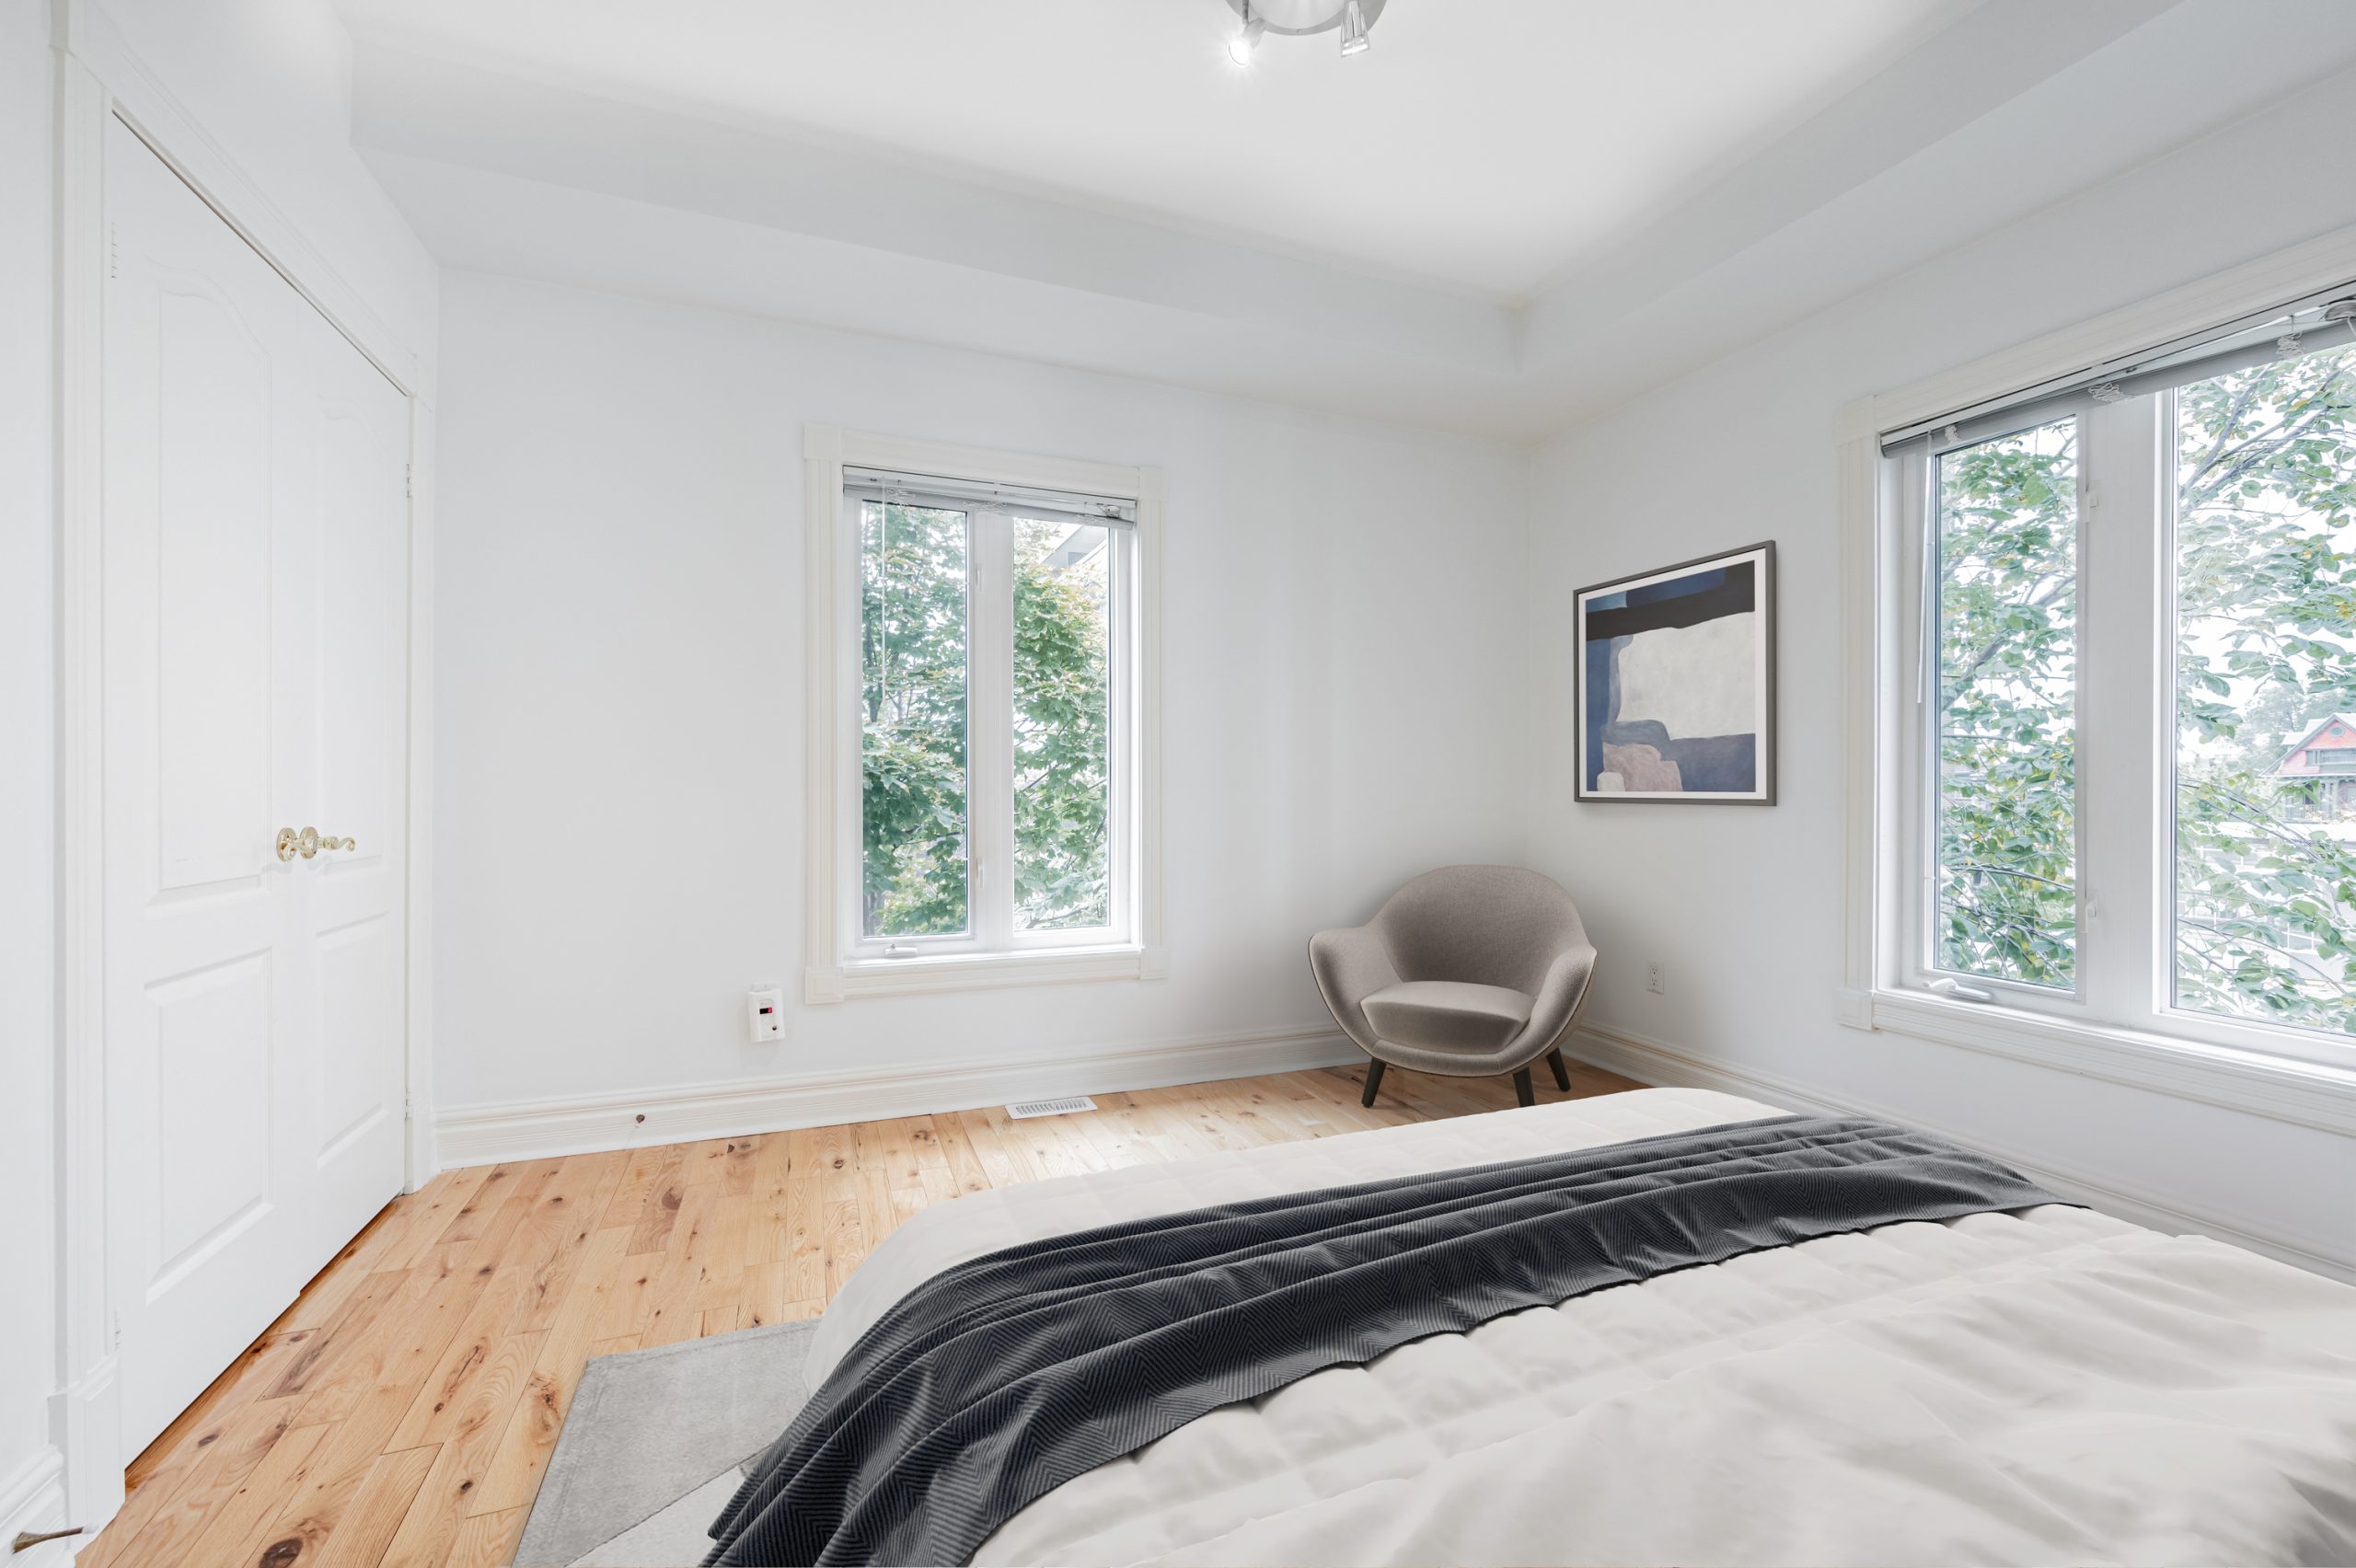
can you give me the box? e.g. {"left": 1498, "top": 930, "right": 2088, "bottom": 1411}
{"left": 1512, "top": 1066, "right": 1535, "bottom": 1108}
{"left": 1360, "top": 1059, "right": 1387, "bottom": 1107}
{"left": 1547, "top": 1048, "right": 1571, "bottom": 1092}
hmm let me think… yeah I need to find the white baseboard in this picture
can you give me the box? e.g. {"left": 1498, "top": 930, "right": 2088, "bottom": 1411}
{"left": 435, "top": 1024, "right": 1363, "bottom": 1169}
{"left": 0, "top": 1446, "right": 72, "bottom": 1562}
{"left": 1570, "top": 1020, "right": 2356, "bottom": 1286}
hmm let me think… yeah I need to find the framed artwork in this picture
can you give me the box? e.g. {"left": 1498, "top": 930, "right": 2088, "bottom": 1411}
{"left": 1574, "top": 541, "right": 1776, "bottom": 804}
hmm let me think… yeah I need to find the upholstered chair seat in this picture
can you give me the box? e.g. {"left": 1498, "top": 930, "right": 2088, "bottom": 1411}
{"left": 1359, "top": 980, "right": 1533, "bottom": 1058}
{"left": 1311, "top": 866, "right": 1597, "bottom": 1108}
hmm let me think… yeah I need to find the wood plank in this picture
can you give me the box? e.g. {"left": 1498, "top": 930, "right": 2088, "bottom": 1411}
{"left": 308, "top": 1443, "right": 439, "bottom": 1568}
{"left": 737, "top": 1261, "right": 789, "bottom": 1331}
{"left": 588, "top": 1237, "right": 662, "bottom": 1345}
{"left": 947, "top": 1108, "right": 1038, "bottom": 1185}
{"left": 698, "top": 1192, "right": 760, "bottom": 1310}
{"left": 92, "top": 1401, "right": 306, "bottom": 1568}
{"left": 376, "top": 1165, "right": 497, "bottom": 1274}
{"left": 637, "top": 1182, "right": 722, "bottom": 1348}
{"left": 750, "top": 1129, "right": 794, "bottom": 1193}
{"left": 903, "top": 1114, "right": 955, "bottom": 1178}
{"left": 851, "top": 1165, "right": 900, "bottom": 1250}
{"left": 504, "top": 1153, "right": 630, "bottom": 1337}
{"left": 740, "top": 1176, "right": 789, "bottom": 1270}
{"left": 374, "top": 1331, "right": 545, "bottom": 1566}
{"left": 269, "top": 1197, "right": 416, "bottom": 1339}
{"left": 305, "top": 1251, "right": 498, "bottom": 1427}
{"left": 716, "top": 1133, "right": 763, "bottom": 1195}
{"left": 166, "top": 1418, "right": 332, "bottom": 1568}
{"left": 1115, "top": 1090, "right": 1223, "bottom": 1160}
{"left": 387, "top": 1267, "right": 529, "bottom": 1449}
{"left": 430, "top": 1160, "right": 530, "bottom": 1248}
{"left": 469, "top": 1227, "right": 632, "bottom": 1518}
{"left": 788, "top": 1122, "right": 855, "bottom": 1180}
{"left": 596, "top": 1143, "right": 680, "bottom": 1229}
{"left": 1066, "top": 1101, "right": 1161, "bottom": 1168}
{"left": 126, "top": 1315, "right": 336, "bottom": 1498}
{"left": 437, "top": 1506, "right": 525, "bottom": 1568}
{"left": 989, "top": 1105, "right": 1109, "bottom": 1179}
{"left": 851, "top": 1117, "right": 926, "bottom": 1190}
{"left": 780, "top": 1175, "right": 827, "bottom": 1303}
{"left": 258, "top": 1269, "right": 408, "bottom": 1406}
{"left": 928, "top": 1112, "right": 994, "bottom": 1195}
{"left": 456, "top": 1159, "right": 567, "bottom": 1270}
{"left": 244, "top": 1382, "right": 414, "bottom": 1568}
{"left": 817, "top": 1159, "right": 870, "bottom": 1299}
{"left": 623, "top": 1147, "right": 691, "bottom": 1256}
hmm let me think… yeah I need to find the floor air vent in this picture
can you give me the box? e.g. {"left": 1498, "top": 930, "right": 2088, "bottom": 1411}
{"left": 1004, "top": 1095, "right": 1098, "bottom": 1119}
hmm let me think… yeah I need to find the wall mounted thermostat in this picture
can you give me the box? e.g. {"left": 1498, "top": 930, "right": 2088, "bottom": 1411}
{"left": 747, "top": 984, "right": 786, "bottom": 1042}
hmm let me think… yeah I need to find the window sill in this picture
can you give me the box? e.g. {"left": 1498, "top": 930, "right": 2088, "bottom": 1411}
{"left": 807, "top": 944, "right": 1164, "bottom": 1002}
{"left": 1851, "top": 986, "right": 2356, "bottom": 1136}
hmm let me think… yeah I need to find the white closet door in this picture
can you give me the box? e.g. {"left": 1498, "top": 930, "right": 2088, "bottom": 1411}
{"left": 100, "top": 116, "right": 410, "bottom": 1453}
{"left": 295, "top": 234, "right": 411, "bottom": 1271}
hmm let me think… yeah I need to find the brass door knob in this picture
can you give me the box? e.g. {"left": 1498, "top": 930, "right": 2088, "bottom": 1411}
{"left": 275, "top": 827, "right": 355, "bottom": 861}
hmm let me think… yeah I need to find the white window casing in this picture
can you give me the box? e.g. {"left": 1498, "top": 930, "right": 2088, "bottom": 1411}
{"left": 803, "top": 427, "right": 1164, "bottom": 1001}
{"left": 1839, "top": 225, "right": 2356, "bottom": 1136}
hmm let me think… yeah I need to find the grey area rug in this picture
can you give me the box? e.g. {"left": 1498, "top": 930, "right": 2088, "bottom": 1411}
{"left": 514, "top": 1320, "right": 819, "bottom": 1568}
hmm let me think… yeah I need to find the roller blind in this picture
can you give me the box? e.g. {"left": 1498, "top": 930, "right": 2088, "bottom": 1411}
{"left": 1880, "top": 282, "right": 2356, "bottom": 456}
{"left": 843, "top": 464, "right": 1137, "bottom": 525}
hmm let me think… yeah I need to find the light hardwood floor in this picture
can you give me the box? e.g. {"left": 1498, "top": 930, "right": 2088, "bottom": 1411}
{"left": 83, "top": 1058, "right": 1640, "bottom": 1568}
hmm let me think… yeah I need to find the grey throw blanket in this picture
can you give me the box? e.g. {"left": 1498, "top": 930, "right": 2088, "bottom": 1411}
{"left": 704, "top": 1113, "right": 2062, "bottom": 1566}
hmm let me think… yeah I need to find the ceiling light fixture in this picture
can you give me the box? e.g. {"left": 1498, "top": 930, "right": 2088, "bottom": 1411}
{"left": 1221, "top": 0, "right": 1386, "bottom": 63}
{"left": 1338, "top": 0, "right": 1370, "bottom": 56}
{"left": 1228, "top": 5, "right": 1265, "bottom": 64}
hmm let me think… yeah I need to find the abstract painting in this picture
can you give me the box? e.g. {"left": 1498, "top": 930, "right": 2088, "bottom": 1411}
{"left": 1575, "top": 542, "right": 1775, "bottom": 804}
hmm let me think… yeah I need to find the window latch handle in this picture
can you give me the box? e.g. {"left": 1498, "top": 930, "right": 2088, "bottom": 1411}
{"left": 1927, "top": 977, "right": 1996, "bottom": 1004}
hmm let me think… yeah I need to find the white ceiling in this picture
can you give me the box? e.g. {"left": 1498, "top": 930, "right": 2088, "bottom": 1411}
{"left": 341, "top": 0, "right": 2356, "bottom": 437}
{"left": 330, "top": 0, "right": 1966, "bottom": 301}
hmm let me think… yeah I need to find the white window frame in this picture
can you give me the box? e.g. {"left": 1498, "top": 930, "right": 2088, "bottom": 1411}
{"left": 803, "top": 427, "right": 1163, "bottom": 1000}
{"left": 1840, "top": 227, "right": 2356, "bottom": 1137}
{"left": 1897, "top": 426, "right": 2091, "bottom": 1014}
{"left": 835, "top": 486, "right": 1136, "bottom": 963}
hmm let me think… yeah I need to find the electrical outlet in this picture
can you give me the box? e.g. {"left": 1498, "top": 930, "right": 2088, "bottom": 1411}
{"left": 1646, "top": 961, "right": 1665, "bottom": 996}
{"left": 746, "top": 984, "right": 786, "bottom": 1042}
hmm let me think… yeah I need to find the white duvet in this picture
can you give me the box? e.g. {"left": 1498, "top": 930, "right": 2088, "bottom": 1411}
{"left": 806, "top": 1089, "right": 2356, "bottom": 1566}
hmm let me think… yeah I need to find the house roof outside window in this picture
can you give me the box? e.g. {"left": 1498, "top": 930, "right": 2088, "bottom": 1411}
{"left": 2275, "top": 713, "right": 2356, "bottom": 776}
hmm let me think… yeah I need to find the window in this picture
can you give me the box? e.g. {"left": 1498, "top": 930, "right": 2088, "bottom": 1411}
{"left": 2169, "top": 348, "right": 2356, "bottom": 1037}
{"left": 1876, "top": 286, "right": 2356, "bottom": 1063}
{"left": 803, "top": 431, "right": 1161, "bottom": 999}
{"left": 860, "top": 495, "right": 972, "bottom": 938}
{"left": 1875, "top": 285, "right": 2356, "bottom": 1055}
{"left": 853, "top": 482, "right": 1122, "bottom": 951}
{"left": 1928, "top": 418, "right": 2079, "bottom": 990}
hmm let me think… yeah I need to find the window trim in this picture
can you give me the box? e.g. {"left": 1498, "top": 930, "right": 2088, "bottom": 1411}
{"left": 803, "top": 427, "right": 1164, "bottom": 1001}
{"left": 1838, "top": 225, "right": 2356, "bottom": 1132}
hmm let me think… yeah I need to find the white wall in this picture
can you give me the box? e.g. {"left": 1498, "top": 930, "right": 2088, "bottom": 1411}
{"left": 1530, "top": 63, "right": 2356, "bottom": 1268}
{"left": 433, "top": 271, "right": 1530, "bottom": 1113}
{"left": 0, "top": 0, "right": 61, "bottom": 1543}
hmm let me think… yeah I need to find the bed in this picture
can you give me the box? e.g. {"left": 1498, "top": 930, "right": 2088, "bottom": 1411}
{"left": 734, "top": 1088, "right": 2356, "bottom": 1565}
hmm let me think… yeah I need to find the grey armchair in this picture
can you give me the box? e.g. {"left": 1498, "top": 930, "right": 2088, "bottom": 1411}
{"left": 1310, "top": 866, "right": 1598, "bottom": 1109}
